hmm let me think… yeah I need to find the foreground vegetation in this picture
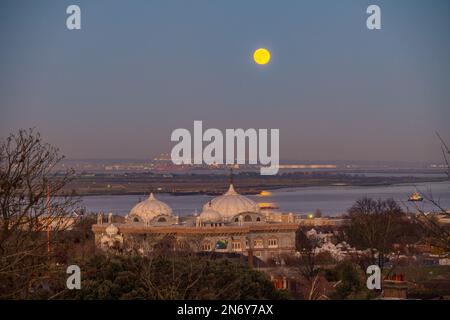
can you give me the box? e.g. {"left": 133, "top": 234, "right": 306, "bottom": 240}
{"left": 60, "top": 252, "right": 289, "bottom": 300}
{"left": 1, "top": 130, "right": 449, "bottom": 299}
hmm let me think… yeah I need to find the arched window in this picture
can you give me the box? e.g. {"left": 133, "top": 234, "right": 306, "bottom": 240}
{"left": 202, "top": 242, "right": 212, "bottom": 251}
{"left": 234, "top": 217, "right": 239, "bottom": 222}
{"left": 232, "top": 241, "right": 242, "bottom": 251}
{"left": 256, "top": 217, "right": 261, "bottom": 222}
{"left": 268, "top": 238, "right": 278, "bottom": 248}
{"left": 157, "top": 217, "right": 167, "bottom": 222}
{"left": 133, "top": 217, "right": 139, "bottom": 222}
{"left": 244, "top": 215, "right": 252, "bottom": 222}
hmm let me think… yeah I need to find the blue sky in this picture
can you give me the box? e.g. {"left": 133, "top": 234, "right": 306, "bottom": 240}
{"left": 0, "top": 0, "right": 449, "bottom": 161}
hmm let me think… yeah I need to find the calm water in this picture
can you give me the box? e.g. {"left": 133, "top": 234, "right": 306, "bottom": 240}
{"left": 80, "top": 181, "right": 450, "bottom": 217}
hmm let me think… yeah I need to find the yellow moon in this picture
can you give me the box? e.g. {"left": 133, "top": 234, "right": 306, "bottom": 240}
{"left": 253, "top": 48, "right": 271, "bottom": 65}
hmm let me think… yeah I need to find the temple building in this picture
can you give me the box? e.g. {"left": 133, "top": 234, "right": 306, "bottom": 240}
{"left": 92, "top": 184, "right": 298, "bottom": 263}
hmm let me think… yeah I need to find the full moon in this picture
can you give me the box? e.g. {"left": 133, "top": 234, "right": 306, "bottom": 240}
{"left": 253, "top": 48, "right": 271, "bottom": 65}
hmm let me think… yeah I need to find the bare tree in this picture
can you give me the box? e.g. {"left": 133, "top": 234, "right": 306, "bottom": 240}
{"left": 436, "top": 132, "right": 450, "bottom": 179}
{"left": 134, "top": 236, "right": 206, "bottom": 299}
{"left": 0, "top": 129, "right": 79, "bottom": 298}
{"left": 407, "top": 133, "right": 450, "bottom": 251}
{"left": 282, "top": 227, "right": 324, "bottom": 299}
{"left": 343, "top": 197, "right": 418, "bottom": 269}
{"left": 294, "top": 227, "right": 320, "bottom": 281}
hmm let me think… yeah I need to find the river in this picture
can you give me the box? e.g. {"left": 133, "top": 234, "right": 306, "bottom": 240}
{"left": 80, "top": 181, "right": 450, "bottom": 217}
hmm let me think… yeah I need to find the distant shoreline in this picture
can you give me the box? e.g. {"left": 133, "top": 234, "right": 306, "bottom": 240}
{"left": 64, "top": 173, "right": 449, "bottom": 197}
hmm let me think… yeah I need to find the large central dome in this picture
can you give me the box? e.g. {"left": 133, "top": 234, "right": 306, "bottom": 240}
{"left": 128, "top": 193, "right": 172, "bottom": 224}
{"left": 203, "top": 184, "right": 260, "bottom": 220}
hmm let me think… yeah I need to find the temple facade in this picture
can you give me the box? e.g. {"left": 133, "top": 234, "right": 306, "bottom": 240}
{"left": 92, "top": 184, "right": 298, "bottom": 263}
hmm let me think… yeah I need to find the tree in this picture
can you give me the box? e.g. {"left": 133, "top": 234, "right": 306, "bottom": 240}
{"left": 436, "top": 132, "right": 450, "bottom": 180}
{"left": 315, "top": 209, "right": 323, "bottom": 218}
{"left": 343, "top": 197, "right": 421, "bottom": 269}
{"left": 0, "top": 129, "right": 79, "bottom": 298}
{"left": 326, "top": 262, "right": 365, "bottom": 300}
{"left": 55, "top": 214, "right": 97, "bottom": 264}
{"left": 294, "top": 227, "right": 320, "bottom": 281}
{"left": 61, "top": 252, "right": 288, "bottom": 300}
{"left": 408, "top": 132, "right": 450, "bottom": 251}
{"left": 283, "top": 227, "right": 324, "bottom": 299}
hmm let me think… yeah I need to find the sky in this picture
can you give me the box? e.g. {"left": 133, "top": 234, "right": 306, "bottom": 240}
{"left": 0, "top": 0, "right": 449, "bottom": 162}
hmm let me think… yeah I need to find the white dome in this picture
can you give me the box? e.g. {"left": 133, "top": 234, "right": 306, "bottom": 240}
{"left": 203, "top": 184, "right": 260, "bottom": 220}
{"left": 199, "top": 205, "right": 222, "bottom": 223}
{"left": 129, "top": 193, "right": 173, "bottom": 224}
{"left": 105, "top": 223, "right": 119, "bottom": 235}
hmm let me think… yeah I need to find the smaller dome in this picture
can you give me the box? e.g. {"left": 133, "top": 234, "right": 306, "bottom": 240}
{"left": 200, "top": 204, "right": 222, "bottom": 223}
{"left": 129, "top": 193, "right": 173, "bottom": 224}
{"left": 106, "top": 223, "right": 119, "bottom": 235}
